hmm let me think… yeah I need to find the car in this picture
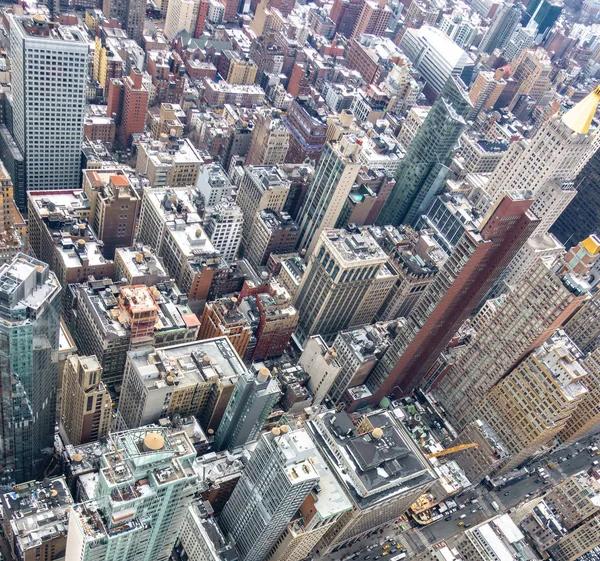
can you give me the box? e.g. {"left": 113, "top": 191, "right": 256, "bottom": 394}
{"left": 504, "top": 492, "right": 510, "bottom": 496}
{"left": 401, "top": 549, "right": 407, "bottom": 554}
{"left": 445, "top": 516, "right": 452, "bottom": 521}
{"left": 390, "top": 550, "right": 398, "bottom": 554}
{"left": 459, "top": 514, "right": 467, "bottom": 519}
{"left": 464, "top": 523, "right": 471, "bottom": 528}
{"left": 457, "top": 521, "right": 465, "bottom": 526}
{"left": 536, "top": 478, "right": 541, "bottom": 483}
{"left": 472, "top": 509, "right": 477, "bottom": 513}
{"left": 365, "top": 557, "right": 371, "bottom": 560}
{"left": 478, "top": 506, "right": 484, "bottom": 510}
{"left": 374, "top": 557, "right": 381, "bottom": 560}
{"left": 383, "top": 545, "right": 391, "bottom": 550}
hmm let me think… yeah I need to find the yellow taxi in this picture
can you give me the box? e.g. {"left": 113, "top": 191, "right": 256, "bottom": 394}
{"left": 458, "top": 521, "right": 465, "bottom": 526}
{"left": 383, "top": 544, "right": 391, "bottom": 550}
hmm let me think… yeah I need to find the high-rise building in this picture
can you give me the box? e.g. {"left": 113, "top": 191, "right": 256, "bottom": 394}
{"left": 60, "top": 355, "right": 112, "bottom": 445}
{"left": 236, "top": 166, "right": 290, "bottom": 255}
{"left": 293, "top": 227, "right": 397, "bottom": 343}
{"left": 283, "top": 99, "right": 328, "bottom": 164}
{"left": 9, "top": 15, "right": 88, "bottom": 198}
{"left": 433, "top": 256, "right": 589, "bottom": 427}
{"left": 552, "top": 139, "right": 600, "bottom": 247}
{"left": 246, "top": 112, "right": 290, "bottom": 166}
{"left": 299, "top": 335, "right": 342, "bottom": 405}
{"left": 219, "top": 427, "right": 320, "bottom": 561}
{"left": 117, "top": 338, "right": 244, "bottom": 432}
{"left": 106, "top": 70, "right": 149, "bottom": 147}
{"left": 164, "top": 0, "right": 200, "bottom": 40}
{"left": 399, "top": 26, "right": 474, "bottom": 96}
{"left": 203, "top": 200, "right": 244, "bottom": 262}
{"left": 564, "top": 289, "right": 600, "bottom": 353}
{"left": 0, "top": 160, "right": 26, "bottom": 262}
{"left": 103, "top": 0, "right": 146, "bottom": 42}
{"left": 0, "top": 254, "right": 61, "bottom": 484}
{"left": 377, "top": 78, "right": 472, "bottom": 227}
{"left": 213, "top": 366, "right": 280, "bottom": 451}
{"left": 455, "top": 332, "right": 587, "bottom": 475}
{"left": 468, "top": 70, "right": 506, "bottom": 119}
{"left": 246, "top": 210, "right": 299, "bottom": 269}
{"left": 479, "top": 2, "right": 521, "bottom": 53}
{"left": 198, "top": 296, "right": 253, "bottom": 358}
{"left": 65, "top": 428, "right": 199, "bottom": 561}
{"left": 296, "top": 135, "right": 362, "bottom": 256}
{"left": 363, "top": 193, "right": 538, "bottom": 404}
{"left": 507, "top": 47, "right": 552, "bottom": 108}
{"left": 351, "top": 0, "right": 392, "bottom": 38}
{"left": 305, "top": 409, "right": 437, "bottom": 551}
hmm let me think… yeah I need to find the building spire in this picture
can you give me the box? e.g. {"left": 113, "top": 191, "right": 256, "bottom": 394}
{"left": 561, "top": 85, "right": 600, "bottom": 135}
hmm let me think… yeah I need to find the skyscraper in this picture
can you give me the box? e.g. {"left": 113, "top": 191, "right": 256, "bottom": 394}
{"left": 103, "top": 0, "right": 146, "bottom": 43}
{"left": 9, "top": 15, "right": 88, "bottom": 200}
{"left": 293, "top": 227, "right": 397, "bottom": 343}
{"left": 377, "top": 78, "right": 472, "bottom": 227}
{"left": 65, "top": 428, "right": 199, "bottom": 561}
{"left": 363, "top": 193, "right": 538, "bottom": 404}
{"left": 213, "top": 366, "right": 280, "bottom": 451}
{"left": 219, "top": 427, "right": 320, "bottom": 561}
{"left": 479, "top": 2, "right": 521, "bottom": 53}
{"left": 296, "top": 135, "right": 362, "bottom": 256}
{"left": 0, "top": 254, "right": 61, "bottom": 484}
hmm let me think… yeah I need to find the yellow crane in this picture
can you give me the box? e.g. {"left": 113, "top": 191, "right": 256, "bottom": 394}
{"left": 426, "top": 443, "right": 479, "bottom": 459}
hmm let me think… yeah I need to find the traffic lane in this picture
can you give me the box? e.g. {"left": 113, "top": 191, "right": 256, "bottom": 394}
{"left": 560, "top": 451, "right": 598, "bottom": 476}
{"left": 421, "top": 509, "right": 488, "bottom": 542}
{"left": 491, "top": 474, "right": 551, "bottom": 510}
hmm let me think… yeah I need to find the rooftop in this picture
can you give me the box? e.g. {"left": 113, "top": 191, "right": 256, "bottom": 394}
{"left": 324, "top": 228, "right": 389, "bottom": 265}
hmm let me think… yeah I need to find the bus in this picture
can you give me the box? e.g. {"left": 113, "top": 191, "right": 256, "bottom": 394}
{"left": 491, "top": 501, "right": 500, "bottom": 512}
{"left": 390, "top": 554, "right": 407, "bottom": 560}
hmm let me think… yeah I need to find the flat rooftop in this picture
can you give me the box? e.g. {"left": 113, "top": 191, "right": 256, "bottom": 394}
{"left": 324, "top": 228, "right": 389, "bottom": 265}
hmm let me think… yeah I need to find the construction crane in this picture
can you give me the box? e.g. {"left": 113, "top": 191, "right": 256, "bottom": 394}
{"left": 426, "top": 443, "right": 479, "bottom": 459}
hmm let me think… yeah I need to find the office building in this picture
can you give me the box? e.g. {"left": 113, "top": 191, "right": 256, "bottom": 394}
{"left": 246, "top": 112, "right": 290, "bottom": 166}
{"left": 479, "top": 2, "right": 521, "bottom": 53}
{"left": 0, "top": 254, "right": 61, "bottom": 484}
{"left": 377, "top": 78, "right": 472, "bottom": 227}
{"left": 283, "top": 99, "right": 328, "bottom": 164}
{"left": 213, "top": 366, "right": 280, "bottom": 451}
{"left": 399, "top": 26, "right": 473, "bottom": 96}
{"left": 564, "top": 289, "right": 600, "bottom": 353}
{"left": 246, "top": 210, "right": 299, "bottom": 269}
{"left": 236, "top": 166, "right": 290, "bottom": 253}
{"left": 198, "top": 297, "right": 253, "bottom": 358}
{"left": 1, "top": 477, "right": 73, "bottom": 561}
{"left": 165, "top": 0, "right": 200, "bottom": 40}
{"left": 296, "top": 135, "right": 362, "bottom": 256}
{"left": 455, "top": 136, "right": 508, "bottom": 175}
{"left": 217, "top": 50, "right": 258, "bottom": 85}
{"left": 136, "top": 187, "right": 221, "bottom": 309}
{"left": 553, "top": 142, "right": 600, "bottom": 248}
{"left": 204, "top": 200, "right": 244, "bottom": 262}
{"left": 397, "top": 106, "right": 430, "bottom": 150}
{"left": 504, "top": 25, "right": 537, "bottom": 60}
{"left": 64, "top": 428, "right": 198, "bottom": 561}
{"left": 299, "top": 335, "right": 342, "bottom": 406}
{"left": 529, "top": 0, "right": 563, "bottom": 34}
{"left": 238, "top": 278, "right": 299, "bottom": 361}
{"left": 106, "top": 70, "right": 149, "bottom": 147}
{"left": 219, "top": 428, "right": 320, "bottom": 561}
{"left": 457, "top": 333, "right": 587, "bottom": 475}
{"left": 294, "top": 227, "right": 396, "bottom": 343}
{"left": 68, "top": 279, "right": 200, "bottom": 386}
{"left": 60, "top": 355, "right": 112, "bottom": 445}
{"left": 9, "top": 15, "right": 88, "bottom": 196}
{"left": 136, "top": 137, "right": 203, "bottom": 188}
{"left": 117, "top": 338, "right": 244, "bottom": 432}
{"left": 196, "top": 164, "right": 233, "bottom": 208}
{"left": 328, "top": 321, "right": 395, "bottom": 403}
{"left": 114, "top": 246, "right": 170, "bottom": 286}
{"left": 0, "top": 160, "right": 25, "bottom": 263}
{"left": 102, "top": 0, "right": 145, "bottom": 42}
{"left": 433, "top": 257, "right": 589, "bottom": 428}
{"left": 306, "top": 409, "right": 437, "bottom": 551}
{"left": 363, "top": 193, "right": 538, "bottom": 404}
{"left": 82, "top": 169, "right": 140, "bottom": 260}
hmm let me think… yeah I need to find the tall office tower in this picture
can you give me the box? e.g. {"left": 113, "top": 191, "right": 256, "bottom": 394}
{"left": 552, "top": 144, "right": 600, "bottom": 248}
{"left": 296, "top": 135, "right": 362, "bottom": 255}
{"left": 362, "top": 193, "right": 538, "bottom": 405}
{"left": 300, "top": 335, "right": 342, "bottom": 405}
{"left": 508, "top": 47, "right": 553, "bottom": 108}
{"left": 0, "top": 160, "right": 26, "bottom": 260}
{"left": 433, "top": 256, "right": 589, "bottom": 427}
{"left": 330, "top": 0, "right": 364, "bottom": 38}
{"left": 213, "top": 367, "right": 280, "bottom": 451}
{"left": 103, "top": 0, "right": 145, "bottom": 42}
{"left": 305, "top": 409, "right": 437, "bottom": 552}
{"left": 283, "top": 99, "right": 328, "bottom": 164}
{"left": 0, "top": 254, "right": 61, "bottom": 484}
{"left": 351, "top": 0, "right": 392, "bottom": 38}
{"left": 219, "top": 428, "right": 320, "bottom": 561}
{"left": 455, "top": 332, "right": 587, "bottom": 475}
{"left": 246, "top": 112, "right": 290, "bottom": 166}
{"left": 559, "top": 346, "right": 600, "bottom": 443}
{"left": 468, "top": 70, "right": 506, "bottom": 119}
{"left": 399, "top": 27, "right": 473, "bottom": 97}
{"left": 9, "top": 15, "right": 88, "bottom": 199}
{"left": 164, "top": 0, "right": 200, "bottom": 40}
{"left": 377, "top": 78, "right": 472, "bottom": 228}
{"left": 564, "top": 289, "right": 600, "bottom": 353}
{"left": 204, "top": 200, "right": 244, "bottom": 262}
{"left": 236, "top": 166, "right": 290, "bottom": 255}
{"left": 479, "top": 3, "right": 521, "bottom": 53}
{"left": 293, "top": 227, "right": 397, "bottom": 343}
{"left": 504, "top": 25, "right": 537, "bottom": 60}
{"left": 117, "top": 338, "right": 244, "bottom": 433}
{"left": 60, "top": 355, "right": 112, "bottom": 445}
{"left": 529, "top": 0, "right": 562, "bottom": 34}
{"left": 106, "top": 70, "right": 149, "bottom": 147}
{"left": 65, "top": 428, "right": 199, "bottom": 561}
